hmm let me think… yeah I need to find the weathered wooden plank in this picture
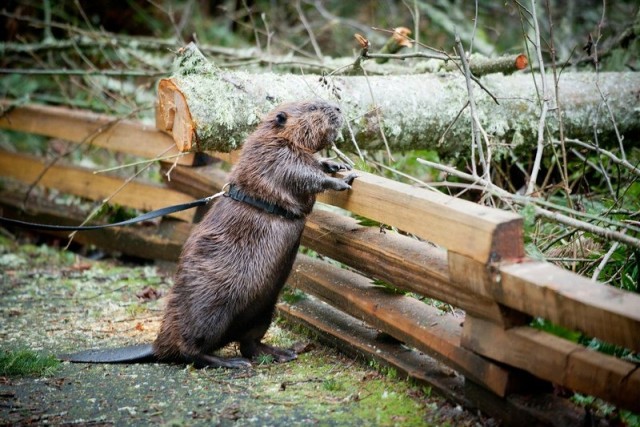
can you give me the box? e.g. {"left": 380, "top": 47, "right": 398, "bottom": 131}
{"left": 500, "top": 261, "right": 640, "bottom": 352}
{"left": 278, "top": 299, "right": 595, "bottom": 427}
{"left": 0, "top": 102, "right": 195, "bottom": 164}
{"left": 449, "top": 252, "right": 640, "bottom": 352}
{"left": 159, "top": 163, "right": 507, "bottom": 323}
{"left": 160, "top": 163, "right": 524, "bottom": 325}
{"left": 161, "top": 165, "right": 520, "bottom": 323}
{"left": 318, "top": 169, "right": 524, "bottom": 264}
{"left": 0, "top": 150, "right": 196, "bottom": 222}
{"left": 302, "top": 210, "right": 506, "bottom": 323}
{"left": 277, "top": 299, "right": 472, "bottom": 408}
{"left": 461, "top": 315, "right": 640, "bottom": 412}
{"left": 0, "top": 191, "right": 188, "bottom": 261}
{"left": 289, "top": 254, "right": 532, "bottom": 397}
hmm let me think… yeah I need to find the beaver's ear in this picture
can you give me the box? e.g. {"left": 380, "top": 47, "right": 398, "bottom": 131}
{"left": 275, "top": 112, "right": 288, "bottom": 126}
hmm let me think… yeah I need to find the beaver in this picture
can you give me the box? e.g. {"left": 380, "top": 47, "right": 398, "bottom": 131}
{"left": 62, "top": 100, "right": 356, "bottom": 368}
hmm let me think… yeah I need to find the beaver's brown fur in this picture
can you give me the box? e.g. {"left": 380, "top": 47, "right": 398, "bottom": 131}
{"left": 152, "top": 100, "right": 355, "bottom": 368}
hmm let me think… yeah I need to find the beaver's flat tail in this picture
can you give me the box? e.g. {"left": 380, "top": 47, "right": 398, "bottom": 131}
{"left": 59, "top": 344, "right": 156, "bottom": 363}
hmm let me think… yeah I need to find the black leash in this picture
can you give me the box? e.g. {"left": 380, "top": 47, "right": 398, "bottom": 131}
{"left": 0, "top": 190, "right": 226, "bottom": 232}
{"left": 0, "top": 183, "right": 302, "bottom": 232}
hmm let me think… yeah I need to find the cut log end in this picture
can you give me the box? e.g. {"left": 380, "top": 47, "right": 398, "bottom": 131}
{"left": 514, "top": 54, "right": 528, "bottom": 70}
{"left": 157, "top": 78, "right": 196, "bottom": 152}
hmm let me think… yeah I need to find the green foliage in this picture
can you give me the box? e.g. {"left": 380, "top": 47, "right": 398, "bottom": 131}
{"left": 0, "top": 349, "right": 60, "bottom": 377}
{"left": 354, "top": 214, "right": 382, "bottom": 228}
{"left": 389, "top": 150, "right": 441, "bottom": 182}
{"left": 530, "top": 317, "right": 583, "bottom": 342}
{"left": 0, "top": 130, "right": 49, "bottom": 156}
{"left": 371, "top": 278, "right": 406, "bottom": 295}
{"left": 519, "top": 203, "right": 537, "bottom": 243}
{"left": 582, "top": 337, "right": 640, "bottom": 362}
{"left": 353, "top": 159, "right": 372, "bottom": 173}
{"left": 125, "top": 303, "right": 148, "bottom": 317}
{"left": 531, "top": 318, "right": 639, "bottom": 363}
{"left": 255, "top": 354, "right": 275, "bottom": 365}
{"left": 322, "top": 378, "right": 343, "bottom": 391}
{"left": 281, "top": 287, "right": 307, "bottom": 304}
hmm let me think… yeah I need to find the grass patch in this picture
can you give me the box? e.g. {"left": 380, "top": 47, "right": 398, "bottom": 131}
{"left": 0, "top": 349, "right": 60, "bottom": 377}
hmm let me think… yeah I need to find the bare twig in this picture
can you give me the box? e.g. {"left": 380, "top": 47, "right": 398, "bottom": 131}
{"left": 343, "top": 119, "right": 364, "bottom": 162}
{"left": 295, "top": 0, "right": 323, "bottom": 61}
{"left": 526, "top": 0, "right": 551, "bottom": 196}
{"left": 369, "top": 159, "right": 437, "bottom": 191}
{"left": 592, "top": 236, "right": 623, "bottom": 282}
{"left": 93, "top": 152, "right": 189, "bottom": 175}
{"left": 0, "top": 68, "right": 168, "bottom": 77}
{"left": 454, "top": 35, "right": 487, "bottom": 179}
{"left": 363, "top": 51, "right": 450, "bottom": 61}
{"left": 370, "top": 26, "right": 455, "bottom": 57}
{"left": 545, "top": 0, "right": 572, "bottom": 208}
{"left": 260, "top": 12, "right": 274, "bottom": 72}
{"left": 310, "top": 0, "right": 372, "bottom": 35}
{"left": 242, "top": 0, "right": 262, "bottom": 54}
{"left": 360, "top": 67, "right": 393, "bottom": 162}
{"left": 66, "top": 144, "right": 175, "bottom": 247}
{"left": 570, "top": 148, "right": 615, "bottom": 198}
{"left": 469, "top": 0, "right": 479, "bottom": 55}
{"left": 559, "top": 139, "right": 640, "bottom": 177}
{"left": 438, "top": 101, "right": 469, "bottom": 145}
{"left": 416, "top": 158, "right": 640, "bottom": 250}
{"left": 330, "top": 144, "right": 356, "bottom": 168}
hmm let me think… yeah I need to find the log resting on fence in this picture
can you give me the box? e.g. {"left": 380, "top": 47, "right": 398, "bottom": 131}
{"left": 2, "top": 105, "right": 640, "bottom": 416}
{"left": 156, "top": 43, "right": 640, "bottom": 155}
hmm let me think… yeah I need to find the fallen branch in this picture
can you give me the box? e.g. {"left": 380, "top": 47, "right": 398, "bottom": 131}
{"left": 416, "top": 158, "right": 640, "bottom": 251}
{"left": 156, "top": 43, "right": 640, "bottom": 155}
{"left": 560, "top": 138, "right": 640, "bottom": 177}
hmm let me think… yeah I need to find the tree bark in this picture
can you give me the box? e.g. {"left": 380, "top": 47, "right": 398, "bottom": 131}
{"left": 157, "top": 43, "right": 640, "bottom": 155}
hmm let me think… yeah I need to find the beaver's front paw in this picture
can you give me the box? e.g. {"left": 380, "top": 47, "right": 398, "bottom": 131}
{"left": 343, "top": 172, "right": 358, "bottom": 186}
{"left": 321, "top": 159, "right": 353, "bottom": 174}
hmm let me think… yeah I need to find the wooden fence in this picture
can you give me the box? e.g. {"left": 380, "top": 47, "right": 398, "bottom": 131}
{"left": 1, "top": 103, "right": 638, "bottom": 424}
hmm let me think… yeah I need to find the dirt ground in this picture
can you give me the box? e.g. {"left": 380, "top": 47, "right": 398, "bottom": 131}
{"left": 0, "top": 235, "right": 491, "bottom": 426}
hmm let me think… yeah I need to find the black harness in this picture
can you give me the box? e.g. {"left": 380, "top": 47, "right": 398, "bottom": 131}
{"left": 226, "top": 184, "right": 302, "bottom": 220}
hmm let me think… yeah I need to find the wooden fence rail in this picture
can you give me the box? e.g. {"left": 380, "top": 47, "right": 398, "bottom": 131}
{"left": 1, "top": 103, "right": 639, "bottom": 421}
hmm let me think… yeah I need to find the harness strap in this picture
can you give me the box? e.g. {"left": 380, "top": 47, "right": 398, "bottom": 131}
{"left": 226, "top": 184, "right": 302, "bottom": 220}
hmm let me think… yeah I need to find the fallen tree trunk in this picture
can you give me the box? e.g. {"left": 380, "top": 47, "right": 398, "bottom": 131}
{"left": 157, "top": 43, "right": 639, "bottom": 155}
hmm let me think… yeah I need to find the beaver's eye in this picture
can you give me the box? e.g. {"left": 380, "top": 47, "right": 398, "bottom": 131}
{"left": 309, "top": 105, "right": 317, "bottom": 111}
{"left": 275, "top": 112, "right": 287, "bottom": 126}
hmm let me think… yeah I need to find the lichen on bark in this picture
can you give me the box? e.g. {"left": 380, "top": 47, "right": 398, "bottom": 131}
{"left": 160, "top": 43, "right": 640, "bottom": 156}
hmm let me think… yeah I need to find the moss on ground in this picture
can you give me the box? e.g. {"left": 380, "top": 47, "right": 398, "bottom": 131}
{"left": 0, "top": 349, "right": 60, "bottom": 376}
{"left": 0, "top": 237, "right": 484, "bottom": 426}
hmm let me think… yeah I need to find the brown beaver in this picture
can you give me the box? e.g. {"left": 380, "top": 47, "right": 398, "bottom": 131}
{"left": 62, "top": 100, "right": 356, "bottom": 368}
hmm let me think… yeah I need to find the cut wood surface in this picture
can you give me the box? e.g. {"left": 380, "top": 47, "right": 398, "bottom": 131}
{"left": 156, "top": 43, "right": 640, "bottom": 154}
{"left": 289, "top": 254, "right": 529, "bottom": 397}
{"left": 0, "top": 102, "right": 195, "bottom": 165}
{"left": 449, "top": 252, "right": 640, "bottom": 352}
{"left": 0, "top": 150, "right": 196, "bottom": 222}
{"left": 462, "top": 316, "right": 640, "bottom": 412}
